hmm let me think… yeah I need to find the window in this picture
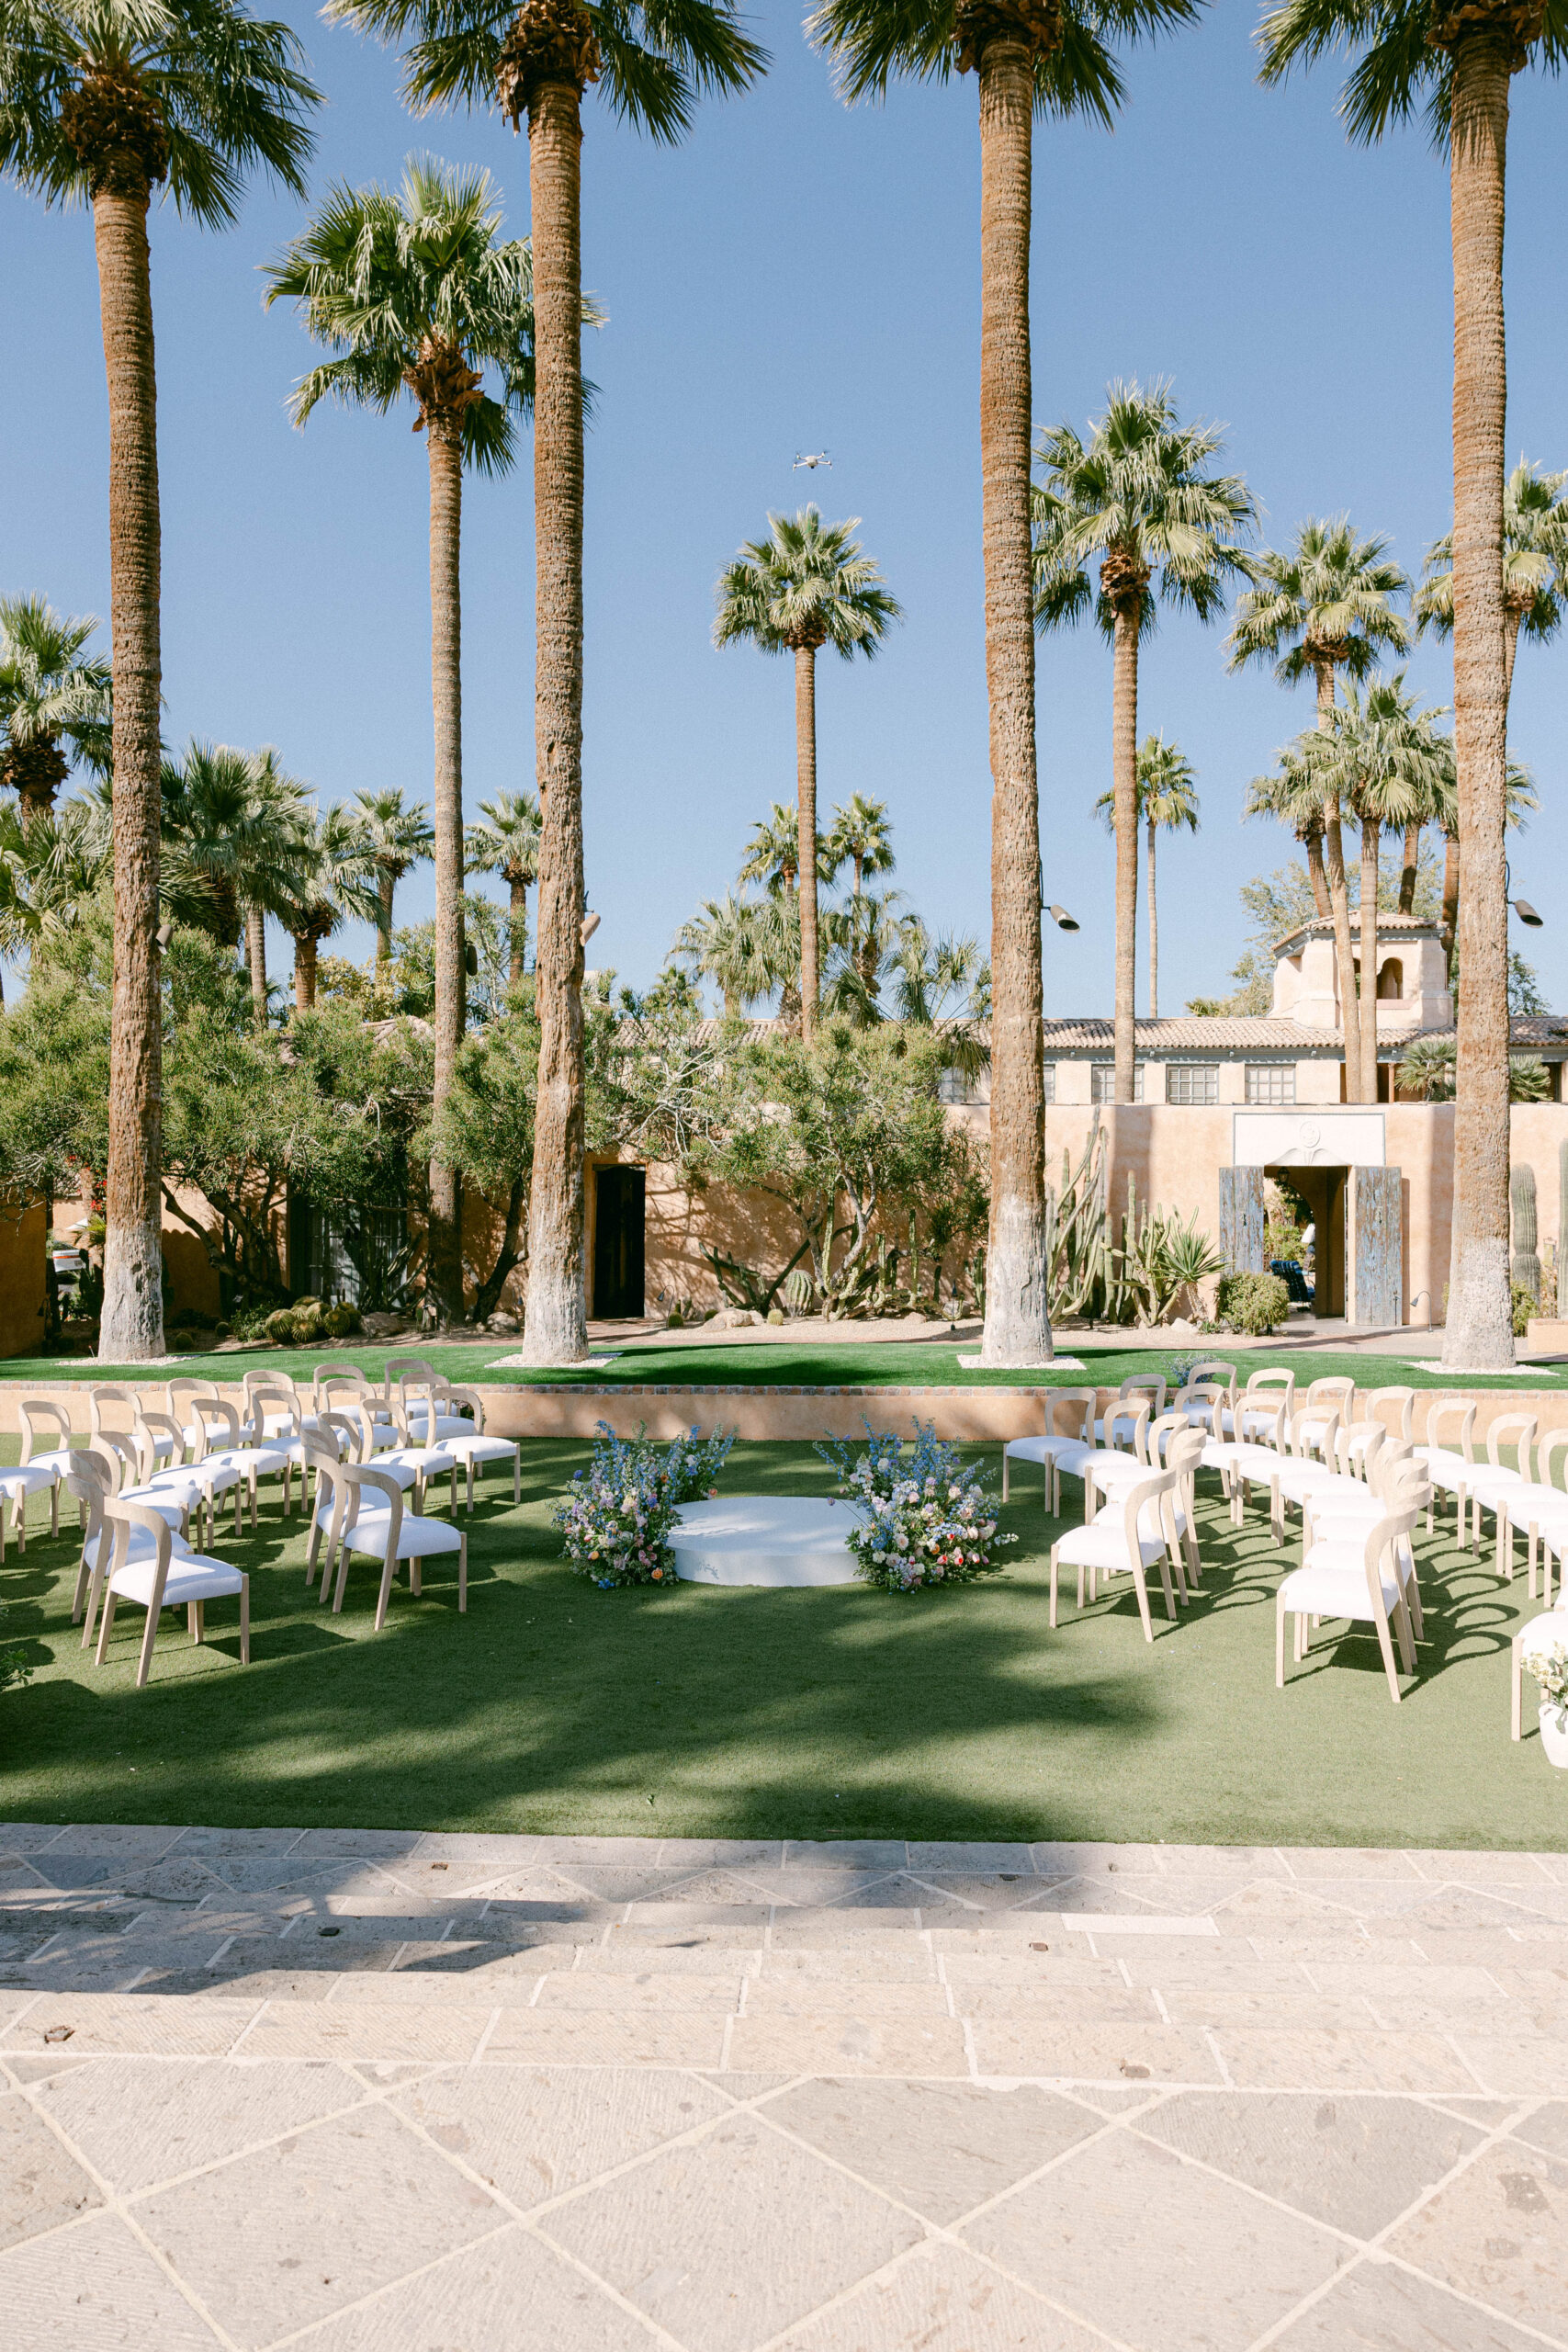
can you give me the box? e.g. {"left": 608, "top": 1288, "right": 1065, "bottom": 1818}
{"left": 1246, "top": 1063, "right": 1297, "bottom": 1106}
{"left": 1377, "top": 958, "right": 1404, "bottom": 1001}
{"left": 1091, "top": 1062, "right": 1145, "bottom": 1102}
{"left": 937, "top": 1065, "right": 988, "bottom": 1106}
{"left": 1042, "top": 1063, "right": 1056, "bottom": 1105}
{"left": 1166, "top": 1063, "right": 1218, "bottom": 1106}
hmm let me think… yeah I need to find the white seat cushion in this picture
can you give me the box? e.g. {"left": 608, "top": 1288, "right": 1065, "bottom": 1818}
{"left": 20, "top": 1448, "right": 73, "bottom": 1480}
{"left": 446, "top": 1434, "right": 515, "bottom": 1464}
{"left": 1048, "top": 1442, "right": 1100, "bottom": 1480}
{"left": 1468, "top": 1466, "right": 1528, "bottom": 1511}
{"left": 1274, "top": 1462, "right": 1349, "bottom": 1505}
{"left": 373, "top": 1445, "right": 458, "bottom": 1478}
{"left": 1206, "top": 1441, "right": 1284, "bottom": 1482}
{"left": 403, "top": 1409, "right": 475, "bottom": 1442}
{"left": 1219, "top": 1404, "right": 1287, "bottom": 1440}
{"left": 1414, "top": 1446, "right": 1471, "bottom": 1492}
{"left": 1501, "top": 1486, "right": 1568, "bottom": 1530}
{"left": 0, "top": 1464, "right": 59, "bottom": 1498}
{"left": 118, "top": 1485, "right": 192, "bottom": 1529}
{"left": 1055, "top": 1521, "right": 1168, "bottom": 1571}
{"left": 107, "top": 1555, "right": 244, "bottom": 1607}
{"left": 1280, "top": 1548, "right": 1403, "bottom": 1615}
{"left": 87, "top": 1522, "right": 197, "bottom": 1572}
{"left": 343, "top": 1513, "right": 463, "bottom": 1563}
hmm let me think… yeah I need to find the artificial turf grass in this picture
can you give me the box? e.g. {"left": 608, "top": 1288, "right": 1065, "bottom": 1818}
{"left": 2, "top": 1340, "right": 1562, "bottom": 1392}
{"left": 3, "top": 1436, "right": 1563, "bottom": 1850}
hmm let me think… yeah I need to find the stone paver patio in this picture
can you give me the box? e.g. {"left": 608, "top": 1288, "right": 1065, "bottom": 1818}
{"left": 3, "top": 1826, "right": 1567, "bottom": 2350}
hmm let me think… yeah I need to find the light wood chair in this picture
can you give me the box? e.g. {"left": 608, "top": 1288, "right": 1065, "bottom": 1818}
{"left": 316, "top": 1460, "right": 467, "bottom": 1630}
{"left": 89, "top": 1498, "right": 249, "bottom": 1688}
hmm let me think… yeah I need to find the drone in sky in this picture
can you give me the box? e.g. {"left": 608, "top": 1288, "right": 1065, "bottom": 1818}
{"left": 793, "top": 451, "right": 832, "bottom": 470}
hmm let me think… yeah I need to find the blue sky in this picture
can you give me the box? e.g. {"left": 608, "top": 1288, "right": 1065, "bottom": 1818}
{"left": 2, "top": 3, "right": 1564, "bottom": 1016}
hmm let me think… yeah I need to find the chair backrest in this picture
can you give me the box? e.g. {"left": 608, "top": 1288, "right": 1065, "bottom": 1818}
{"left": 1362, "top": 1385, "right": 1416, "bottom": 1441}
{"left": 1360, "top": 1498, "right": 1423, "bottom": 1612}
{"left": 332, "top": 1460, "right": 405, "bottom": 1551}
{"left": 1118, "top": 1374, "right": 1167, "bottom": 1413}
{"left": 1106, "top": 1397, "right": 1153, "bottom": 1460}
{"left": 1484, "top": 1412, "right": 1537, "bottom": 1481}
{"left": 103, "top": 1497, "right": 175, "bottom": 1604}
{"left": 88, "top": 1385, "right": 138, "bottom": 1440}
{"left": 1371, "top": 1446, "right": 1425, "bottom": 1508}
{"left": 299, "top": 1426, "right": 344, "bottom": 1482}
{"left": 18, "top": 1396, "right": 73, "bottom": 1461}
{"left": 1422, "top": 1394, "right": 1476, "bottom": 1459}
{"left": 1044, "top": 1389, "right": 1097, "bottom": 1442}
{"left": 131, "top": 1409, "right": 186, "bottom": 1482}
{"left": 76, "top": 1432, "right": 134, "bottom": 1492}
{"left": 312, "top": 1411, "right": 357, "bottom": 1461}
{"left": 1306, "top": 1375, "right": 1356, "bottom": 1412}
{"left": 1244, "top": 1368, "right": 1295, "bottom": 1403}
{"left": 1534, "top": 1427, "right": 1568, "bottom": 1495}
{"left": 1189, "top": 1359, "right": 1236, "bottom": 1391}
{"left": 245, "top": 1381, "right": 300, "bottom": 1434}
{"left": 1146, "top": 1409, "right": 1190, "bottom": 1464}
{"left": 387, "top": 1356, "right": 440, "bottom": 1388}
{"left": 1120, "top": 1465, "right": 1179, "bottom": 1560}
{"left": 444, "top": 1385, "right": 485, "bottom": 1433}
{"left": 1338, "top": 1421, "right": 1386, "bottom": 1481}
{"left": 245, "top": 1367, "right": 300, "bottom": 1405}
{"left": 316, "top": 1367, "right": 381, "bottom": 1409}
{"left": 166, "top": 1376, "right": 220, "bottom": 1420}
{"left": 185, "top": 1397, "right": 242, "bottom": 1464}
{"left": 1288, "top": 1405, "right": 1339, "bottom": 1462}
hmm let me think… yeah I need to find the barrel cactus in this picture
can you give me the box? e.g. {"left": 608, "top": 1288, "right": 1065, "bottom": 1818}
{"left": 1511, "top": 1162, "right": 1540, "bottom": 1300}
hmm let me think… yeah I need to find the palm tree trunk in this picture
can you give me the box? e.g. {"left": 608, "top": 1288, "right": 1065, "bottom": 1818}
{"left": 1145, "top": 811, "right": 1157, "bottom": 1022}
{"left": 1503, "top": 603, "right": 1523, "bottom": 702}
{"left": 795, "top": 642, "right": 819, "bottom": 1042}
{"left": 95, "top": 182, "right": 164, "bottom": 1363}
{"left": 1398, "top": 819, "right": 1421, "bottom": 914}
{"left": 508, "top": 876, "right": 528, "bottom": 987}
{"left": 1304, "top": 827, "right": 1331, "bottom": 919}
{"left": 1442, "top": 32, "right": 1514, "bottom": 1371}
{"left": 376, "top": 871, "right": 395, "bottom": 967}
{"left": 294, "top": 930, "right": 317, "bottom": 1012}
{"left": 1314, "top": 662, "right": 1363, "bottom": 1102}
{"left": 427, "top": 418, "right": 466, "bottom": 1323}
{"left": 1110, "top": 605, "right": 1139, "bottom": 1097}
{"left": 976, "top": 36, "right": 1049, "bottom": 1365}
{"left": 246, "top": 904, "right": 267, "bottom": 1025}
{"left": 520, "top": 74, "right": 589, "bottom": 1365}
{"left": 1360, "top": 816, "right": 1381, "bottom": 1104}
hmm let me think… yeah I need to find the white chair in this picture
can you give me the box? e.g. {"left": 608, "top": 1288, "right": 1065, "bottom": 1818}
{"left": 88, "top": 1498, "right": 249, "bottom": 1689}
{"left": 1512, "top": 1611, "right": 1568, "bottom": 1741}
{"left": 300, "top": 1430, "right": 415, "bottom": 1600}
{"left": 0, "top": 1460, "right": 57, "bottom": 1560}
{"left": 90, "top": 1384, "right": 175, "bottom": 1464}
{"left": 1049, "top": 1464, "right": 1186, "bottom": 1642}
{"left": 1001, "top": 1389, "right": 1098, "bottom": 1515}
{"left": 1461, "top": 1411, "right": 1537, "bottom": 1561}
{"left": 1066, "top": 1399, "right": 1154, "bottom": 1523}
{"left": 1169, "top": 1362, "right": 1237, "bottom": 1434}
{"left": 1202, "top": 1395, "right": 1290, "bottom": 1527}
{"left": 438, "top": 1385, "right": 521, "bottom": 1510}
{"left": 62, "top": 1445, "right": 183, "bottom": 1625}
{"left": 1219, "top": 1367, "right": 1295, "bottom": 1441}
{"left": 1303, "top": 1445, "right": 1428, "bottom": 1640}
{"left": 133, "top": 1405, "right": 249, "bottom": 1543}
{"left": 391, "top": 1365, "right": 478, "bottom": 1446}
{"left": 243, "top": 1367, "right": 313, "bottom": 1442}
{"left": 1499, "top": 1429, "right": 1568, "bottom": 1601}
{"left": 1413, "top": 1396, "right": 1477, "bottom": 1535}
{"left": 1266, "top": 1408, "right": 1348, "bottom": 1544}
{"left": 17, "top": 1396, "right": 80, "bottom": 1535}
{"left": 1095, "top": 1375, "right": 1166, "bottom": 1447}
{"left": 1294, "top": 1376, "right": 1358, "bottom": 1462}
{"left": 314, "top": 1460, "right": 467, "bottom": 1630}
{"left": 1276, "top": 1483, "right": 1426, "bottom": 1703}
{"left": 1089, "top": 1424, "right": 1205, "bottom": 1594}
{"left": 315, "top": 1370, "right": 399, "bottom": 1449}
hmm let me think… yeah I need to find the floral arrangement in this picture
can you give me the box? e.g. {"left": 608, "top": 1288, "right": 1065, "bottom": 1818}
{"left": 1528, "top": 1640, "right": 1568, "bottom": 1729}
{"left": 555, "top": 1421, "right": 735, "bottom": 1589}
{"left": 816, "top": 1420, "right": 1015, "bottom": 1593}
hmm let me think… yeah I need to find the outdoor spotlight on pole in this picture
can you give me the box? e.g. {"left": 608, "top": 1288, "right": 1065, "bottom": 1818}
{"left": 1506, "top": 863, "right": 1544, "bottom": 928}
{"left": 580, "top": 911, "right": 601, "bottom": 947}
{"left": 1044, "top": 903, "right": 1079, "bottom": 933}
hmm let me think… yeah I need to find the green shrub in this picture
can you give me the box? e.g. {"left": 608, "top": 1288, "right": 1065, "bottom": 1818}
{"left": 290, "top": 1305, "right": 326, "bottom": 1345}
{"left": 322, "top": 1301, "right": 361, "bottom": 1339}
{"left": 264, "top": 1307, "right": 297, "bottom": 1345}
{"left": 1216, "top": 1271, "right": 1292, "bottom": 1336}
{"left": 1513, "top": 1283, "right": 1539, "bottom": 1339}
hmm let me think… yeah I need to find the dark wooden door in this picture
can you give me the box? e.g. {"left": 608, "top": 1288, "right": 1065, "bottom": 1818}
{"left": 1219, "top": 1166, "right": 1266, "bottom": 1274}
{"left": 1348, "top": 1166, "right": 1403, "bottom": 1329}
{"left": 592, "top": 1166, "right": 646, "bottom": 1318}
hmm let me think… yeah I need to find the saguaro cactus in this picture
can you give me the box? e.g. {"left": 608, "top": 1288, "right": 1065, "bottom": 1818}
{"left": 1511, "top": 1162, "right": 1540, "bottom": 1300}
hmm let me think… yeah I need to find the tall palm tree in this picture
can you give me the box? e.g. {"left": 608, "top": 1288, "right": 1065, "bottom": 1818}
{"left": 809, "top": 0, "right": 1201, "bottom": 1369}
{"left": 824, "top": 791, "right": 895, "bottom": 898}
{"left": 266, "top": 159, "right": 547, "bottom": 1318}
{"left": 1244, "top": 738, "right": 1338, "bottom": 925}
{"left": 241, "top": 747, "right": 311, "bottom": 1021}
{"left": 351, "top": 786, "right": 434, "bottom": 965}
{"left": 329, "top": 0, "right": 767, "bottom": 1369}
{"left": 0, "top": 0, "right": 319, "bottom": 1361}
{"left": 1034, "top": 381, "right": 1254, "bottom": 1099}
{"left": 714, "top": 509, "right": 900, "bottom": 1042}
{"left": 279, "top": 804, "right": 382, "bottom": 1011}
{"left": 1314, "top": 676, "right": 1450, "bottom": 1100}
{"left": 466, "top": 786, "right": 541, "bottom": 985}
{"left": 159, "top": 741, "right": 310, "bottom": 971}
{"left": 1416, "top": 458, "right": 1568, "bottom": 701}
{"left": 1226, "top": 516, "right": 1410, "bottom": 1102}
{"left": 673, "top": 888, "right": 795, "bottom": 1015}
{"left": 0, "top": 597, "right": 112, "bottom": 831}
{"left": 1256, "top": 4, "right": 1567, "bottom": 1368}
{"left": 1094, "top": 732, "right": 1198, "bottom": 1019}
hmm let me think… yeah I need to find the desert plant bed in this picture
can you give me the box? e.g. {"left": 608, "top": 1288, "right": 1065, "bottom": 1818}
{"left": 2, "top": 1434, "right": 1562, "bottom": 1850}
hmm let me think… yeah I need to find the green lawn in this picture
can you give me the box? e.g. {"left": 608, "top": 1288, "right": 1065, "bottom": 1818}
{"left": 3, "top": 1436, "right": 1562, "bottom": 1849}
{"left": 2, "top": 1339, "right": 1561, "bottom": 1391}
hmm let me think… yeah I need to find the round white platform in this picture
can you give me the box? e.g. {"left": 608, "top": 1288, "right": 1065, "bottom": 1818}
{"left": 670, "top": 1497, "right": 861, "bottom": 1587}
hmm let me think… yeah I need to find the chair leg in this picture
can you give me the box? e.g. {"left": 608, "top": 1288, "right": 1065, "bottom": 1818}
{"left": 135, "top": 1602, "right": 160, "bottom": 1690}
{"left": 458, "top": 1533, "right": 468, "bottom": 1612}
{"left": 240, "top": 1576, "right": 250, "bottom": 1665}
{"left": 190, "top": 1600, "right": 204, "bottom": 1645}
{"left": 467, "top": 1460, "right": 476, "bottom": 1513}
{"left": 1392, "top": 1589, "right": 1416, "bottom": 1675}
{"left": 374, "top": 1551, "right": 397, "bottom": 1633}
{"left": 305, "top": 1521, "right": 322, "bottom": 1590}
{"left": 333, "top": 1538, "right": 354, "bottom": 1614}
{"left": 95, "top": 1590, "right": 117, "bottom": 1666}
{"left": 1001, "top": 1454, "right": 1010, "bottom": 1503}
{"left": 1049, "top": 1544, "right": 1060, "bottom": 1630}
{"left": 1132, "top": 1565, "right": 1155, "bottom": 1644}
{"left": 1512, "top": 1633, "right": 1524, "bottom": 1740}
{"left": 1276, "top": 1594, "right": 1288, "bottom": 1688}
{"left": 1373, "top": 1609, "right": 1403, "bottom": 1702}
{"left": 51, "top": 1483, "right": 59, "bottom": 1539}
{"left": 80, "top": 1566, "right": 104, "bottom": 1650}
{"left": 1500, "top": 1514, "right": 1513, "bottom": 1579}
{"left": 512, "top": 1451, "right": 520, "bottom": 1507}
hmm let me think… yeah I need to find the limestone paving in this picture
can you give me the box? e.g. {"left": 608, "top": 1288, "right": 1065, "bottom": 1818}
{"left": 2, "top": 1824, "right": 1567, "bottom": 2350}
